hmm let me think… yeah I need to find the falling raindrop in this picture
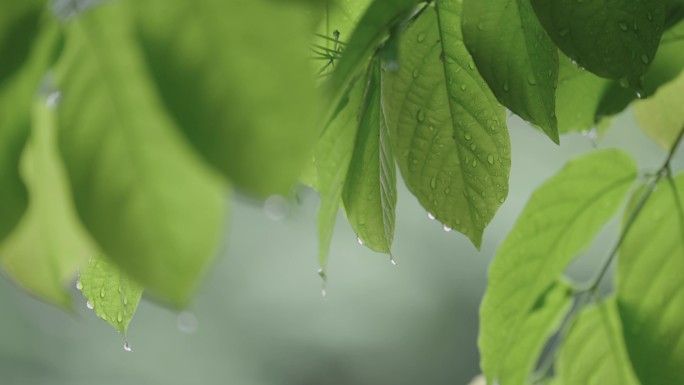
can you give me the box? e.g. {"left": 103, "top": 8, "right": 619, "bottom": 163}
{"left": 263, "top": 195, "right": 290, "bottom": 221}
{"left": 177, "top": 311, "right": 199, "bottom": 334}
{"left": 123, "top": 341, "right": 132, "bottom": 352}
{"left": 427, "top": 212, "right": 436, "bottom": 221}
{"left": 86, "top": 301, "right": 94, "bottom": 310}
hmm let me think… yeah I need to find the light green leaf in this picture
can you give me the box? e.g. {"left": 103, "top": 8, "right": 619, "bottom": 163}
{"left": 132, "top": 0, "right": 319, "bottom": 197}
{"left": 55, "top": 2, "right": 227, "bottom": 306}
{"left": 326, "top": 0, "right": 421, "bottom": 121}
{"left": 78, "top": 255, "right": 143, "bottom": 336}
{"left": 0, "top": 4, "right": 57, "bottom": 243}
{"left": 1, "top": 100, "right": 96, "bottom": 308}
{"left": 618, "top": 173, "right": 684, "bottom": 385}
{"left": 556, "top": 299, "right": 640, "bottom": 385}
{"left": 634, "top": 68, "right": 684, "bottom": 150}
{"left": 462, "top": 0, "right": 559, "bottom": 143}
{"left": 479, "top": 149, "right": 637, "bottom": 384}
{"left": 382, "top": 1, "right": 510, "bottom": 248}
{"left": 499, "top": 281, "right": 573, "bottom": 385}
{"left": 313, "top": 67, "right": 365, "bottom": 274}
{"left": 532, "top": 0, "right": 666, "bottom": 88}
{"left": 342, "top": 60, "right": 396, "bottom": 254}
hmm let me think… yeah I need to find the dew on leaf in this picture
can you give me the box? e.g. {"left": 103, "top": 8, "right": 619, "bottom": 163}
{"left": 487, "top": 155, "right": 495, "bottom": 165}
{"left": 117, "top": 311, "right": 123, "bottom": 323}
{"left": 640, "top": 54, "right": 650, "bottom": 64}
{"left": 417, "top": 109, "right": 426, "bottom": 122}
{"left": 503, "top": 82, "right": 510, "bottom": 92}
{"left": 416, "top": 32, "right": 426, "bottom": 42}
{"left": 472, "top": 159, "right": 478, "bottom": 168}
{"left": 618, "top": 22, "right": 629, "bottom": 31}
{"left": 99, "top": 287, "right": 106, "bottom": 298}
{"left": 430, "top": 177, "right": 437, "bottom": 189}
{"left": 464, "top": 132, "right": 472, "bottom": 141}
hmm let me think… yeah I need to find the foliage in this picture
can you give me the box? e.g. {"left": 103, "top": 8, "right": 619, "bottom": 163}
{"left": 0, "top": 0, "right": 683, "bottom": 383}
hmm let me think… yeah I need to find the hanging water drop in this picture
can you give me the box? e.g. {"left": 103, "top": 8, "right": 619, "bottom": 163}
{"left": 443, "top": 224, "right": 452, "bottom": 232}
{"left": 321, "top": 287, "right": 328, "bottom": 301}
{"left": 427, "top": 212, "right": 436, "bottom": 221}
{"left": 76, "top": 280, "right": 83, "bottom": 291}
{"left": 86, "top": 301, "right": 94, "bottom": 310}
{"left": 390, "top": 256, "right": 398, "bottom": 266}
{"left": 263, "top": 195, "right": 290, "bottom": 221}
{"left": 177, "top": 311, "right": 199, "bottom": 334}
{"left": 123, "top": 341, "right": 132, "bottom": 352}
{"left": 357, "top": 236, "right": 365, "bottom": 245}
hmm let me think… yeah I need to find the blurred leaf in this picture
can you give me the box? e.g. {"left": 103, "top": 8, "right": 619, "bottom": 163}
{"left": 634, "top": 66, "right": 684, "bottom": 150}
{"left": 383, "top": 1, "right": 510, "bottom": 248}
{"left": 342, "top": 60, "right": 396, "bottom": 254}
{"left": 78, "top": 255, "right": 143, "bottom": 335}
{"left": 462, "top": 0, "right": 559, "bottom": 143}
{"left": 499, "top": 281, "right": 573, "bottom": 385}
{"left": 133, "top": 0, "right": 319, "bottom": 197}
{"left": 480, "top": 149, "right": 637, "bottom": 384}
{"left": 0, "top": 3, "right": 56, "bottom": 243}
{"left": 326, "top": 0, "right": 421, "bottom": 122}
{"left": 1, "top": 100, "right": 95, "bottom": 308}
{"left": 532, "top": 0, "right": 665, "bottom": 89}
{"left": 313, "top": 68, "right": 365, "bottom": 274}
{"left": 618, "top": 173, "right": 684, "bottom": 385}
{"left": 556, "top": 299, "right": 640, "bottom": 385}
{"left": 55, "top": 2, "right": 227, "bottom": 306}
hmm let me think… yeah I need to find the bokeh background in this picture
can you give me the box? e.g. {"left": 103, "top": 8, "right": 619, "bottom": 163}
{"left": 1, "top": 113, "right": 680, "bottom": 385}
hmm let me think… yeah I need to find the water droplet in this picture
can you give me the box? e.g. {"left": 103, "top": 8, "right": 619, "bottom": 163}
{"left": 123, "top": 296, "right": 129, "bottom": 306}
{"left": 390, "top": 256, "right": 398, "bottom": 266}
{"left": 647, "top": 10, "right": 653, "bottom": 21}
{"left": 636, "top": 90, "right": 645, "bottom": 99}
{"left": 640, "top": 54, "right": 650, "bottom": 64}
{"left": 618, "top": 22, "right": 629, "bottom": 31}
{"left": 317, "top": 268, "right": 326, "bottom": 279}
{"left": 468, "top": 61, "right": 475, "bottom": 70}
{"left": 527, "top": 75, "right": 537, "bottom": 85}
{"left": 470, "top": 143, "right": 477, "bottom": 151}
{"left": 117, "top": 311, "right": 123, "bottom": 323}
{"left": 558, "top": 28, "right": 570, "bottom": 36}
{"left": 412, "top": 69, "right": 420, "bottom": 79}
{"left": 417, "top": 109, "right": 426, "bottom": 122}
{"left": 76, "top": 280, "right": 83, "bottom": 291}
{"left": 86, "top": 301, "right": 94, "bottom": 310}
{"left": 464, "top": 132, "right": 472, "bottom": 141}
{"left": 123, "top": 341, "right": 132, "bottom": 352}
{"left": 177, "top": 311, "right": 199, "bottom": 334}
{"left": 460, "top": 84, "right": 467, "bottom": 91}
{"left": 499, "top": 197, "right": 505, "bottom": 203}
{"left": 633, "top": 21, "right": 638, "bottom": 31}
{"left": 417, "top": 33, "right": 426, "bottom": 43}
{"left": 386, "top": 60, "right": 399, "bottom": 72}
{"left": 99, "top": 287, "right": 105, "bottom": 298}
{"left": 430, "top": 177, "right": 437, "bottom": 189}
{"left": 46, "top": 91, "right": 62, "bottom": 108}
{"left": 472, "top": 159, "right": 478, "bottom": 168}
{"left": 357, "top": 236, "right": 365, "bottom": 245}
{"left": 263, "top": 195, "right": 290, "bottom": 221}
{"left": 477, "top": 22, "right": 485, "bottom": 31}
{"left": 619, "top": 76, "right": 630, "bottom": 88}
{"left": 443, "top": 224, "right": 452, "bottom": 232}
{"left": 321, "top": 287, "right": 328, "bottom": 301}
{"left": 503, "top": 82, "right": 510, "bottom": 92}
{"left": 487, "top": 155, "right": 495, "bottom": 164}
{"left": 427, "top": 212, "right": 436, "bottom": 221}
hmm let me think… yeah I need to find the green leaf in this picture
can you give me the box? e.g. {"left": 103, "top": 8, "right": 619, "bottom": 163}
{"left": 55, "top": 2, "right": 227, "bottom": 306}
{"left": 479, "top": 149, "right": 637, "bottom": 384}
{"left": 462, "top": 0, "right": 559, "bottom": 143}
{"left": 1, "top": 100, "right": 96, "bottom": 308}
{"left": 342, "top": 60, "right": 396, "bottom": 255}
{"left": 532, "top": 0, "right": 666, "bottom": 89}
{"left": 78, "top": 254, "right": 143, "bottom": 336}
{"left": 132, "top": 0, "right": 319, "bottom": 197}
{"left": 0, "top": 5, "right": 58, "bottom": 243}
{"left": 499, "top": 281, "right": 573, "bottom": 385}
{"left": 326, "top": 0, "right": 421, "bottom": 121}
{"left": 634, "top": 67, "right": 684, "bottom": 151}
{"left": 617, "top": 173, "right": 684, "bottom": 385}
{"left": 313, "top": 67, "right": 365, "bottom": 274}
{"left": 382, "top": 1, "right": 510, "bottom": 248}
{"left": 555, "top": 299, "right": 640, "bottom": 385}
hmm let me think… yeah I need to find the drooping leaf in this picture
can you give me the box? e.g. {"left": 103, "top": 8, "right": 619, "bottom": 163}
{"left": 78, "top": 255, "right": 143, "bottom": 336}
{"left": 0, "top": 3, "right": 57, "bottom": 243}
{"left": 342, "top": 60, "right": 396, "bottom": 254}
{"left": 618, "top": 173, "right": 684, "bottom": 385}
{"left": 634, "top": 68, "right": 684, "bottom": 150}
{"left": 555, "top": 299, "right": 640, "bottom": 385}
{"left": 1, "top": 100, "right": 96, "bottom": 308}
{"left": 383, "top": 1, "right": 510, "bottom": 248}
{"left": 55, "top": 2, "right": 227, "bottom": 306}
{"left": 532, "top": 0, "right": 666, "bottom": 89}
{"left": 313, "top": 67, "right": 365, "bottom": 274}
{"left": 462, "top": 0, "right": 559, "bottom": 143}
{"left": 479, "top": 149, "right": 637, "bottom": 384}
{"left": 326, "top": 0, "right": 422, "bottom": 122}
{"left": 499, "top": 281, "right": 573, "bottom": 385}
{"left": 132, "top": 0, "right": 319, "bottom": 197}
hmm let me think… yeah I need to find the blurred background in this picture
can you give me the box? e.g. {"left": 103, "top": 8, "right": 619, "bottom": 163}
{"left": 0, "top": 113, "right": 680, "bottom": 385}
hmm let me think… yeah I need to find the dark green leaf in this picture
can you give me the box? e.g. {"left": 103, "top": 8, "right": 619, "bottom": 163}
{"left": 618, "top": 173, "right": 684, "bottom": 385}
{"left": 532, "top": 0, "right": 666, "bottom": 88}
{"left": 1, "top": 100, "right": 95, "bottom": 308}
{"left": 55, "top": 2, "right": 227, "bottom": 306}
{"left": 78, "top": 254, "right": 143, "bottom": 336}
{"left": 555, "top": 299, "right": 640, "bottom": 385}
{"left": 480, "top": 149, "right": 636, "bottom": 384}
{"left": 462, "top": 0, "right": 559, "bottom": 143}
{"left": 342, "top": 60, "right": 396, "bottom": 254}
{"left": 383, "top": 1, "right": 510, "bottom": 248}
{"left": 133, "top": 0, "right": 320, "bottom": 197}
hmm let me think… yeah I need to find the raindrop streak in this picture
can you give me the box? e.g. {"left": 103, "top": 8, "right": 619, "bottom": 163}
{"left": 443, "top": 224, "right": 452, "bottom": 232}
{"left": 86, "top": 301, "right": 94, "bottom": 310}
{"left": 177, "top": 311, "right": 199, "bottom": 334}
{"left": 357, "top": 236, "right": 365, "bottom": 246}
{"left": 123, "top": 341, "right": 132, "bottom": 352}
{"left": 75, "top": 280, "right": 83, "bottom": 291}
{"left": 427, "top": 212, "right": 436, "bottom": 220}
